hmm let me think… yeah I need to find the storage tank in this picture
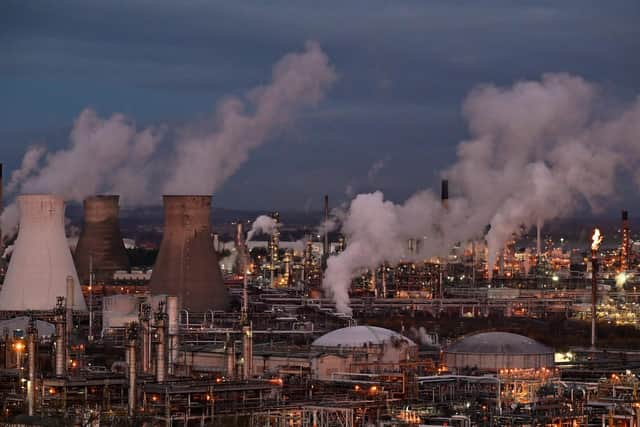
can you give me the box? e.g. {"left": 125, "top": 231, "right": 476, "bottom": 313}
{"left": 149, "top": 195, "right": 229, "bottom": 311}
{"left": 0, "top": 194, "right": 87, "bottom": 311}
{"left": 74, "top": 195, "right": 130, "bottom": 284}
{"left": 444, "top": 332, "right": 554, "bottom": 372}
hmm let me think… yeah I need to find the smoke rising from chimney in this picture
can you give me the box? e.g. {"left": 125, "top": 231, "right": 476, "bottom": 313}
{"left": 246, "top": 215, "right": 279, "bottom": 241}
{"left": 0, "top": 41, "right": 336, "bottom": 237}
{"left": 324, "top": 73, "right": 640, "bottom": 313}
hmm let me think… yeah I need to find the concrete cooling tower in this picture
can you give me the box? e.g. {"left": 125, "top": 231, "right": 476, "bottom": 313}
{"left": 0, "top": 195, "right": 87, "bottom": 311}
{"left": 149, "top": 195, "right": 229, "bottom": 311}
{"left": 74, "top": 195, "right": 130, "bottom": 284}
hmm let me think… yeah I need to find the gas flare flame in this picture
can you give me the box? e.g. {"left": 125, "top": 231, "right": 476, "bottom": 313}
{"left": 591, "top": 228, "right": 603, "bottom": 252}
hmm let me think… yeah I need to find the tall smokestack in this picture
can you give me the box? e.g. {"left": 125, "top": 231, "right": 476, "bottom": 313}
{"left": 126, "top": 322, "right": 138, "bottom": 417}
{"left": 322, "top": 195, "right": 329, "bottom": 271}
{"left": 74, "top": 195, "right": 130, "bottom": 284}
{"left": 166, "top": 296, "right": 179, "bottom": 376}
{"left": 441, "top": 179, "right": 449, "bottom": 210}
{"left": 155, "top": 305, "right": 167, "bottom": 383}
{"left": 621, "top": 210, "right": 630, "bottom": 272}
{"left": 54, "top": 297, "right": 66, "bottom": 378}
{"left": 536, "top": 218, "right": 542, "bottom": 259}
{"left": 27, "top": 318, "right": 37, "bottom": 417}
{"left": 139, "top": 303, "right": 151, "bottom": 374}
{"left": 323, "top": 195, "right": 329, "bottom": 255}
{"left": 150, "top": 196, "right": 229, "bottom": 311}
{"left": 234, "top": 222, "right": 248, "bottom": 274}
{"left": 0, "top": 195, "right": 87, "bottom": 311}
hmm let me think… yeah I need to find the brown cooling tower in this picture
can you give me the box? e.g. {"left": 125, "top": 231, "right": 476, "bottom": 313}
{"left": 74, "top": 195, "right": 130, "bottom": 284}
{"left": 149, "top": 195, "right": 229, "bottom": 311}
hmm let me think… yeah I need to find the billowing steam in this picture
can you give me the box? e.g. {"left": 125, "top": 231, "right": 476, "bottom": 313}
{"left": 324, "top": 73, "right": 640, "bottom": 313}
{"left": 1, "top": 41, "right": 336, "bottom": 237}
{"left": 246, "top": 215, "right": 279, "bottom": 241}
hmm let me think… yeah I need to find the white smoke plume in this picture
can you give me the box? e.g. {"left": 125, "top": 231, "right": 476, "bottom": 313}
{"left": 164, "top": 41, "right": 337, "bottom": 194}
{"left": 6, "top": 145, "right": 47, "bottom": 194}
{"left": 0, "top": 42, "right": 336, "bottom": 237}
{"left": 247, "top": 215, "right": 279, "bottom": 241}
{"left": 409, "top": 326, "right": 437, "bottom": 346}
{"left": 324, "top": 73, "right": 640, "bottom": 313}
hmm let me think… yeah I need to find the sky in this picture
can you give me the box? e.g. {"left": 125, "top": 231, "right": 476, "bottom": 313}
{"left": 2, "top": 1, "right": 639, "bottom": 211}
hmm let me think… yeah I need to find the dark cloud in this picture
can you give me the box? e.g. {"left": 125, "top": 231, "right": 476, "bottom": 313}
{"left": 1, "top": 0, "right": 639, "bottom": 209}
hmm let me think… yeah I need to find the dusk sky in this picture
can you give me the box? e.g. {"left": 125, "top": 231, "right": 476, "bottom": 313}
{"left": 2, "top": 1, "right": 639, "bottom": 210}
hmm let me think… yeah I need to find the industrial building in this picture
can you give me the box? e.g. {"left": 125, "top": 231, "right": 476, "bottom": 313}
{"left": 0, "top": 188, "right": 639, "bottom": 426}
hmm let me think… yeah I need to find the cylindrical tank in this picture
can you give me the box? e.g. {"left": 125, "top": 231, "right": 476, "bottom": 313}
{"left": 166, "top": 296, "right": 179, "bottom": 375}
{"left": 55, "top": 312, "right": 66, "bottom": 378}
{"left": 139, "top": 304, "right": 151, "bottom": 374}
{"left": 225, "top": 334, "right": 235, "bottom": 379}
{"left": 74, "top": 195, "right": 130, "bottom": 284}
{"left": 126, "top": 324, "right": 137, "bottom": 417}
{"left": 0, "top": 195, "right": 87, "bottom": 311}
{"left": 149, "top": 196, "right": 229, "bottom": 311}
{"left": 27, "top": 323, "right": 37, "bottom": 416}
{"left": 242, "top": 324, "right": 253, "bottom": 380}
{"left": 444, "top": 332, "right": 554, "bottom": 372}
{"left": 155, "top": 312, "right": 167, "bottom": 383}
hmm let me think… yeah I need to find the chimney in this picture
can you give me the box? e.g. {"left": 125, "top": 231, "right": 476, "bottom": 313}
{"left": 166, "top": 296, "right": 179, "bottom": 376}
{"left": 150, "top": 195, "right": 229, "bottom": 311}
{"left": 441, "top": 179, "right": 449, "bottom": 210}
{"left": 234, "top": 222, "right": 248, "bottom": 274}
{"left": 323, "top": 195, "right": 329, "bottom": 258}
{"left": 242, "top": 323, "right": 253, "bottom": 380}
{"left": 621, "top": 210, "right": 630, "bottom": 272}
{"left": 74, "top": 195, "right": 130, "bottom": 284}
{"left": 27, "top": 318, "right": 37, "bottom": 416}
{"left": 126, "top": 322, "right": 138, "bottom": 417}
{"left": 54, "top": 297, "right": 66, "bottom": 378}
{"left": 0, "top": 195, "right": 87, "bottom": 311}
{"left": 139, "top": 303, "right": 152, "bottom": 374}
{"left": 155, "top": 304, "right": 167, "bottom": 383}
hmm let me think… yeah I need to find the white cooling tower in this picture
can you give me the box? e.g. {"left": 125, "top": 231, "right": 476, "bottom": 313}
{"left": 0, "top": 195, "right": 87, "bottom": 311}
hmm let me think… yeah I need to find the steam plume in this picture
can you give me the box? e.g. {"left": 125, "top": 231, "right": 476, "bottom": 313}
{"left": 1, "top": 42, "right": 336, "bottom": 237}
{"left": 324, "top": 73, "right": 640, "bottom": 313}
{"left": 247, "top": 215, "right": 278, "bottom": 241}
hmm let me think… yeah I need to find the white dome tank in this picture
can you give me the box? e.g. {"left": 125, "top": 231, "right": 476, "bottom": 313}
{"left": 0, "top": 195, "right": 87, "bottom": 311}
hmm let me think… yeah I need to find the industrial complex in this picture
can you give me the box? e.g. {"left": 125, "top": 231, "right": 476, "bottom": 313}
{"left": 1, "top": 166, "right": 640, "bottom": 427}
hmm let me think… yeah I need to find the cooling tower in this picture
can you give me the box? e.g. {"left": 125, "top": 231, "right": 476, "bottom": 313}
{"left": 149, "top": 195, "right": 229, "bottom": 311}
{"left": 0, "top": 195, "right": 87, "bottom": 311}
{"left": 74, "top": 195, "right": 130, "bottom": 284}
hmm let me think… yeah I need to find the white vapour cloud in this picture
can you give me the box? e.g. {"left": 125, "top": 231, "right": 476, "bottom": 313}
{"left": 324, "top": 73, "right": 640, "bottom": 313}
{"left": 6, "top": 146, "right": 47, "bottom": 194}
{"left": 247, "top": 215, "right": 279, "bottom": 241}
{"left": 0, "top": 41, "right": 336, "bottom": 238}
{"left": 164, "top": 41, "right": 337, "bottom": 195}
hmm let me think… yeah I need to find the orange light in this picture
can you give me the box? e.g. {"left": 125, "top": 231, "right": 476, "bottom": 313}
{"left": 206, "top": 394, "right": 212, "bottom": 401}
{"left": 269, "top": 378, "right": 284, "bottom": 386}
{"left": 215, "top": 377, "right": 222, "bottom": 383}
{"left": 354, "top": 385, "right": 360, "bottom": 392}
{"left": 71, "top": 360, "right": 78, "bottom": 368}
{"left": 48, "top": 387, "right": 56, "bottom": 395}
{"left": 369, "top": 385, "right": 378, "bottom": 394}
{"left": 13, "top": 342, "right": 25, "bottom": 352}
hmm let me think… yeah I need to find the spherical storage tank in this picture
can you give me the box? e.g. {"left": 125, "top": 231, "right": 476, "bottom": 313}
{"left": 444, "top": 332, "right": 554, "bottom": 372}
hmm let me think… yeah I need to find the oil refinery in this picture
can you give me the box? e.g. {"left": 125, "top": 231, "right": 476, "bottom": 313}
{"left": 0, "top": 171, "right": 639, "bottom": 426}
{"left": 1, "top": 4, "right": 639, "bottom": 425}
